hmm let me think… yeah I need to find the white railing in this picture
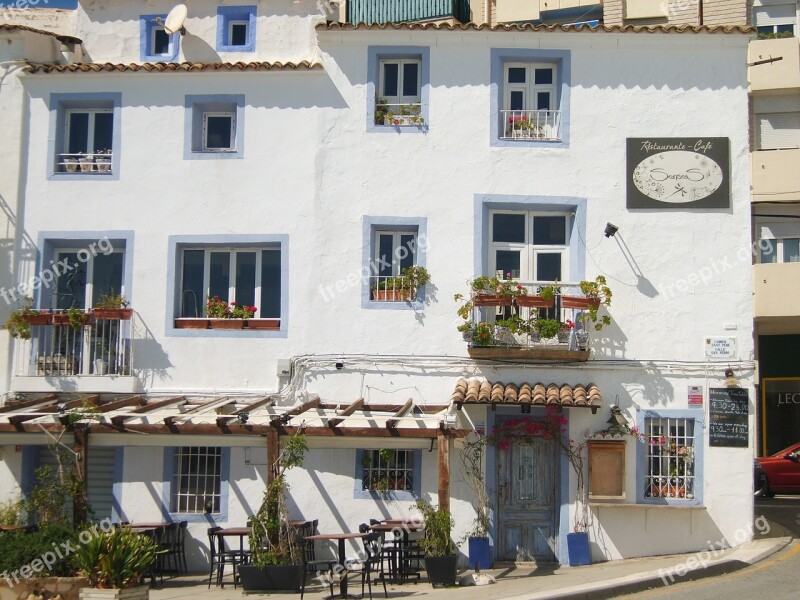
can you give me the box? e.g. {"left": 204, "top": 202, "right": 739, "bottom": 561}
{"left": 59, "top": 152, "right": 113, "bottom": 174}
{"left": 370, "top": 275, "right": 417, "bottom": 302}
{"left": 13, "top": 311, "right": 137, "bottom": 377}
{"left": 375, "top": 102, "right": 424, "bottom": 126}
{"left": 500, "top": 110, "right": 561, "bottom": 141}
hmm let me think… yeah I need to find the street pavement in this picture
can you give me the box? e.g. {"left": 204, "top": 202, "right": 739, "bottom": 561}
{"left": 151, "top": 534, "right": 791, "bottom": 600}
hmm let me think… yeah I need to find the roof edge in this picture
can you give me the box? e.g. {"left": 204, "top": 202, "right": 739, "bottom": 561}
{"left": 316, "top": 22, "right": 754, "bottom": 34}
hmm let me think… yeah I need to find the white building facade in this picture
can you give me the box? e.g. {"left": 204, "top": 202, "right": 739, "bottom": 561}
{"left": 0, "top": 1, "right": 755, "bottom": 570}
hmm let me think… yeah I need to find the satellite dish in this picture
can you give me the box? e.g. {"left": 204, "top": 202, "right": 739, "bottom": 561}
{"left": 164, "top": 4, "right": 188, "bottom": 36}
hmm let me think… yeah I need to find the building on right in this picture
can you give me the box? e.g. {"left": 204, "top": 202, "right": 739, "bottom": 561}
{"left": 748, "top": 0, "right": 800, "bottom": 456}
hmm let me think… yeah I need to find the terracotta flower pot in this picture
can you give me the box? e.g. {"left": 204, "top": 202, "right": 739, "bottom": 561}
{"left": 515, "top": 295, "right": 554, "bottom": 308}
{"left": 209, "top": 319, "right": 244, "bottom": 329}
{"left": 372, "top": 289, "right": 415, "bottom": 302}
{"left": 174, "top": 318, "right": 209, "bottom": 329}
{"left": 245, "top": 319, "right": 280, "bottom": 330}
{"left": 93, "top": 308, "right": 133, "bottom": 320}
{"left": 473, "top": 294, "right": 513, "bottom": 307}
{"left": 560, "top": 296, "right": 601, "bottom": 309}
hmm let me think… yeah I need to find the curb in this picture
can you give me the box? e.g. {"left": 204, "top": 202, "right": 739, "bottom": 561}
{"left": 502, "top": 537, "right": 792, "bottom": 600}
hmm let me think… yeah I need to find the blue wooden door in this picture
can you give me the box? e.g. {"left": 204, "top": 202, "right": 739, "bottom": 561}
{"left": 496, "top": 434, "right": 557, "bottom": 561}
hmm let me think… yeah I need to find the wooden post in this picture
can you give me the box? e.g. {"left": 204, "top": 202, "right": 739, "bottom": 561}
{"left": 266, "top": 427, "right": 279, "bottom": 485}
{"left": 438, "top": 432, "right": 450, "bottom": 513}
{"left": 73, "top": 426, "right": 90, "bottom": 527}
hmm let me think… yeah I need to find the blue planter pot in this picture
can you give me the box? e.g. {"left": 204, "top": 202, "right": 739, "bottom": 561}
{"left": 468, "top": 536, "right": 492, "bottom": 570}
{"left": 567, "top": 532, "right": 591, "bottom": 566}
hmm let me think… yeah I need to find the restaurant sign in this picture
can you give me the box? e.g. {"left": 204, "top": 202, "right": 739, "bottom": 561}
{"left": 627, "top": 138, "right": 730, "bottom": 209}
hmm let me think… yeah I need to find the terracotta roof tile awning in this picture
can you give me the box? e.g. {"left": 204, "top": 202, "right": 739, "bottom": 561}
{"left": 24, "top": 61, "right": 322, "bottom": 74}
{"left": 451, "top": 378, "right": 602, "bottom": 412}
{"left": 317, "top": 22, "right": 754, "bottom": 35}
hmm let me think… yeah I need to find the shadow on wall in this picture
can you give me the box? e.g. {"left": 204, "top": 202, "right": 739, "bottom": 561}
{"left": 589, "top": 507, "right": 725, "bottom": 562}
{"left": 130, "top": 318, "right": 173, "bottom": 387}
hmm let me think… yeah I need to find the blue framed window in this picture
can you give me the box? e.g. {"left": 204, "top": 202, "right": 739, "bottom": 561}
{"left": 162, "top": 446, "right": 230, "bottom": 522}
{"left": 167, "top": 234, "right": 288, "bottom": 337}
{"left": 354, "top": 449, "right": 421, "bottom": 500}
{"left": 636, "top": 410, "right": 704, "bottom": 505}
{"left": 491, "top": 49, "right": 571, "bottom": 147}
{"left": 140, "top": 14, "right": 180, "bottom": 62}
{"left": 362, "top": 216, "right": 428, "bottom": 310}
{"left": 184, "top": 95, "right": 245, "bottom": 159}
{"left": 367, "top": 46, "right": 430, "bottom": 133}
{"left": 217, "top": 5, "right": 256, "bottom": 52}
{"left": 48, "top": 93, "right": 121, "bottom": 180}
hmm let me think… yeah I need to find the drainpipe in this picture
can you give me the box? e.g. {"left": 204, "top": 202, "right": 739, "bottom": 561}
{"left": 698, "top": 0, "right": 704, "bottom": 26}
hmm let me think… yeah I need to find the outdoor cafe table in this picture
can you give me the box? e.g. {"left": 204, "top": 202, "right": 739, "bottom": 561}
{"left": 213, "top": 527, "right": 251, "bottom": 561}
{"left": 304, "top": 532, "right": 368, "bottom": 599}
{"left": 370, "top": 521, "right": 423, "bottom": 583}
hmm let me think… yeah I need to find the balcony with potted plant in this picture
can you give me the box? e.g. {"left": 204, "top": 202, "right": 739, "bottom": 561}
{"left": 370, "top": 265, "right": 430, "bottom": 302}
{"left": 455, "top": 276, "right": 612, "bottom": 362}
{"left": 174, "top": 296, "right": 279, "bottom": 330}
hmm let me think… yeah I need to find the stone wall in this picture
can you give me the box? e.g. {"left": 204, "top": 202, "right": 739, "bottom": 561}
{"left": 0, "top": 578, "right": 87, "bottom": 600}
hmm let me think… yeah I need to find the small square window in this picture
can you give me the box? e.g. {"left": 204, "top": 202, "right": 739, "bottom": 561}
{"left": 203, "top": 113, "right": 235, "bottom": 151}
{"left": 229, "top": 21, "right": 248, "bottom": 46}
{"left": 152, "top": 26, "right": 170, "bottom": 55}
{"left": 186, "top": 95, "right": 243, "bottom": 159}
{"left": 141, "top": 15, "right": 180, "bottom": 62}
{"left": 217, "top": 6, "right": 256, "bottom": 52}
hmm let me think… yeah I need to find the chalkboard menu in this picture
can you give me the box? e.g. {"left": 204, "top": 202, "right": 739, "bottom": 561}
{"left": 709, "top": 388, "right": 749, "bottom": 448}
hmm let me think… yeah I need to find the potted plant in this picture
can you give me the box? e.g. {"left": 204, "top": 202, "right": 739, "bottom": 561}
{"left": 93, "top": 291, "right": 132, "bottom": 320}
{"left": 459, "top": 432, "right": 492, "bottom": 570}
{"left": 515, "top": 281, "right": 558, "bottom": 308}
{"left": 205, "top": 296, "right": 256, "bottom": 329}
{"left": 466, "top": 274, "right": 522, "bottom": 307}
{"left": 372, "top": 266, "right": 430, "bottom": 302}
{"left": 53, "top": 307, "right": 91, "bottom": 329}
{"left": 534, "top": 318, "right": 562, "bottom": 342}
{"left": 78, "top": 153, "right": 94, "bottom": 173}
{"left": 74, "top": 527, "right": 158, "bottom": 600}
{"left": 561, "top": 276, "right": 613, "bottom": 331}
{"left": 3, "top": 297, "right": 51, "bottom": 339}
{"left": 240, "top": 431, "right": 308, "bottom": 593}
{"left": 64, "top": 156, "right": 79, "bottom": 172}
{"left": 95, "top": 150, "right": 112, "bottom": 173}
{"left": 415, "top": 500, "right": 457, "bottom": 587}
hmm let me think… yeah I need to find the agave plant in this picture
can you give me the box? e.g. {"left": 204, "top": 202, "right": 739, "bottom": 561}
{"left": 74, "top": 527, "right": 158, "bottom": 589}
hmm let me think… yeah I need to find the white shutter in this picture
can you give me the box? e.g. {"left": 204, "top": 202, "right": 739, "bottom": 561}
{"left": 754, "top": 3, "right": 797, "bottom": 26}
{"left": 756, "top": 112, "right": 800, "bottom": 150}
{"left": 38, "top": 446, "right": 116, "bottom": 521}
{"left": 758, "top": 220, "right": 799, "bottom": 240}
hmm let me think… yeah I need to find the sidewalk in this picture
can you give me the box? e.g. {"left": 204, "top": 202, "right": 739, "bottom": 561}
{"left": 150, "top": 536, "right": 792, "bottom": 600}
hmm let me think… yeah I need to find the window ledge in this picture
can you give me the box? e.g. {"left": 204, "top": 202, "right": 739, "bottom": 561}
{"left": 589, "top": 502, "right": 706, "bottom": 511}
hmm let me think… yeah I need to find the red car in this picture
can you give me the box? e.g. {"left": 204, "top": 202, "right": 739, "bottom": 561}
{"left": 754, "top": 442, "right": 800, "bottom": 497}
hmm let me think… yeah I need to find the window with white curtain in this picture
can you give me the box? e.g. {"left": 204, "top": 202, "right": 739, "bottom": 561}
{"left": 757, "top": 220, "right": 800, "bottom": 263}
{"left": 753, "top": 1, "right": 798, "bottom": 38}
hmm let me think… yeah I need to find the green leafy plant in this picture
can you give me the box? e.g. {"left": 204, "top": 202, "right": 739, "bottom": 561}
{"left": 378, "top": 448, "right": 395, "bottom": 463}
{"left": 578, "top": 275, "right": 612, "bottom": 331}
{"left": 374, "top": 477, "right": 390, "bottom": 497}
{"left": 3, "top": 296, "right": 43, "bottom": 340}
{"left": 496, "top": 314, "right": 534, "bottom": 336}
{"left": 249, "top": 431, "right": 308, "bottom": 567}
{"left": 94, "top": 290, "right": 128, "bottom": 310}
{"left": 472, "top": 322, "right": 493, "bottom": 346}
{"left": 74, "top": 527, "right": 158, "bottom": 589}
{"left": 415, "top": 500, "right": 455, "bottom": 556}
{"left": 206, "top": 296, "right": 256, "bottom": 319}
{"left": 0, "top": 522, "right": 77, "bottom": 576}
{"left": 535, "top": 318, "right": 562, "bottom": 340}
{"left": 538, "top": 281, "right": 560, "bottom": 302}
{"left": 67, "top": 306, "right": 91, "bottom": 330}
{"left": 0, "top": 497, "right": 22, "bottom": 526}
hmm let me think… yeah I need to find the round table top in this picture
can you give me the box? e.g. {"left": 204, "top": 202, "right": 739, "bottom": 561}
{"left": 370, "top": 523, "right": 422, "bottom": 532}
{"left": 305, "top": 532, "right": 368, "bottom": 541}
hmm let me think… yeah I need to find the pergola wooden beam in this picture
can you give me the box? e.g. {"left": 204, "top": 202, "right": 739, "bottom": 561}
{"left": 386, "top": 398, "right": 414, "bottom": 430}
{"left": 234, "top": 396, "right": 273, "bottom": 415}
{"left": 318, "top": 402, "right": 444, "bottom": 414}
{"left": 438, "top": 431, "right": 450, "bottom": 513}
{"left": 271, "top": 396, "right": 320, "bottom": 423}
{"left": 97, "top": 395, "right": 146, "bottom": 413}
{"left": 37, "top": 395, "right": 100, "bottom": 413}
{"left": 327, "top": 398, "right": 364, "bottom": 428}
{"left": 130, "top": 396, "right": 186, "bottom": 414}
{"left": 0, "top": 422, "right": 471, "bottom": 438}
{"left": 0, "top": 394, "right": 57, "bottom": 413}
{"left": 73, "top": 427, "right": 90, "bottom": 527}
{"left": 8, "top": 414, "right": 48, "bottom": 431}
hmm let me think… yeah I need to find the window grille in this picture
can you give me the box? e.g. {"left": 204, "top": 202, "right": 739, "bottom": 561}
{"left": 644, "top": 418, "right": 695, "bottom": 499}
{"left": 361, "top": 449, "right": 414, "bottom": 492}
{"left": 172, "top": 447, "right": 222, "bottom": 513}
